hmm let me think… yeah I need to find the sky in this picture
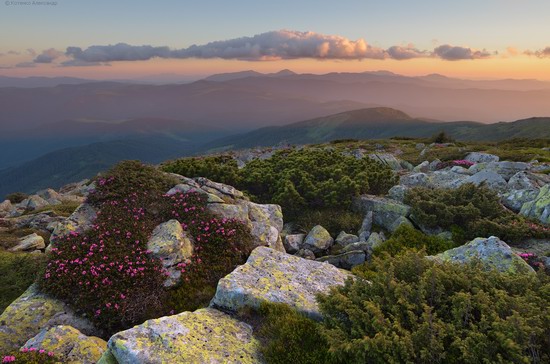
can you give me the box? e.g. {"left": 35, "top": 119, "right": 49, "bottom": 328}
{"left": 1, "top": 0, "right": 549, "bottom": 80}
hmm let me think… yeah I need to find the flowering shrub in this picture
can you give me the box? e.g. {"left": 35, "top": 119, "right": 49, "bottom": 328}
{"left": 2, "top": 348, "right": 57, "bottom": 363}
{"left": 39, "top": 161, "right": 253, "bottom": 335}
{"left": 518, "top": 252, "right": 547, "bottom": 271}
{"left": 436, "top": 159, "right": 475, "bottom": 170}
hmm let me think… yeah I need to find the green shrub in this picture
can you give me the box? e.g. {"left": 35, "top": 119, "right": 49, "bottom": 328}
{"left": 0, "top": 251, "right": 46, "bottom": 312}
{"left": 405, "top": 183, "right": 550, "bottom": 244}
{"left": 373, "top": 225, "right": 456, "bottom": 256}
{"left": 292, "top": 208, "right": 363, "bottom": 237}
{"left": 431, "top": 131, "right": 454, "bottom": 144}
{"left": 318, "top": 250, "right": 550, "bottom": 363}
{"left": 257, "top": 303, "right": 331, "bottom": 364}
{"left": 5, "top": 192, "right": 28, "bottom": 203}
{"left": 161, "top": 155, "right": 241, "bottom": 187}
{"left": 40, "top": 161, "right": 253, "bottom": 335}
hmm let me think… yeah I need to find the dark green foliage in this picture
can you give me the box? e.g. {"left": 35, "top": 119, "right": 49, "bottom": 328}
{"left": 292, "top": 208, "right": 363, "bottom": 237}
{"left": 162, "top": 149, "right": 397, "bottom": 219}
{"left": 318, "top": 250, "right": 550, "bottom": 363}
{"left": 405, "top": 183, "right": 550, "bottom": 244}
{"left": 0, "top": 251, "right": 46, "bottom": 312}
{"left": 161, "top": 155, "right": 241, "bottom": 187}
{"left": 431, "top": 131, "right": 454, "bottom": 143}
{"left": 374, "top": 225, "right": 456, "bottom": 256}
{"left": 5, "top": 192, "right": 28, "bottom": 203}
{"left": 40, "top": 161, "right": 253, "bottom": 335}
{"left": 257, "top": 303, "right": 331, "bottom": 364}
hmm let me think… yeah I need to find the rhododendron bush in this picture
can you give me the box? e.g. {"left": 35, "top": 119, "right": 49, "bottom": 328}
{"left": 39, "top": 161, "right": 253, "bottom": 335}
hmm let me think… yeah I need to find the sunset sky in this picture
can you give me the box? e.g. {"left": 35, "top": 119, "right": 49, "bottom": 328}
{"left": 1, "top": 0, "right": 549, "bottom": 80}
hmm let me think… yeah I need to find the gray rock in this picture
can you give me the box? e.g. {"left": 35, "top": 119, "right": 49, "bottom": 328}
{"left": 400, "top": 160, "right": 414, "bottom": 171}
{"left": 11, "top": 211, "right": 64, "bottom": 231}
{"left": 246, "top": 202, "right": 284, "bottom": 233}
{"left": 303, "top": 225, "right": 333, "bottom": 255}
{"left": 36, "top": 189, "right": 63, "bottom": 205}
{"left": 368, "top": 153, "right": 402, "bottom": 171}
{"left": 388, "top": 216, "right": 414, "bottom": 232}
{"left": 341, "top": 241, "right": 371, "bottom": 254}
{"left": 210, "top": 246, "right": 352, "bottom": 319}
{"left": 335, "top": 231, "right": 359, "bottom": 246}
{"left": 508, "top": 172, "right": 538, "bottom": 191}
{"left": 353, "top": 195, "right": 411, "bottom": 231}
{"left": 0, "top": 200, "right": 14, "bottom": 216}
{"left": 9, "top": 233, "right": 45, "bottom": 252}
{"left": 430, "top": 236, "right": 534, "bottom": 274}
{"left": 317, "top": 250, "right": 366, "bottom": 270}
{"left": 470, "top": 162, "right": 530, "bottom": 181}
{"left": 283, "top": 234, "right": 305, "bottom": 254}
{"left": 465, "top": 152, "right": 500, "bottom": 163}
{"left": 520, "top": 184, "right": 550, "bottom": 225}
{"left": 400, "top": 172, "right": 428, "bottom": 187}
{"left": 166, "top": 183, "right": 224, "bottom": 203}
{"left": 429, "top": 159, "right": 442, "bottom": 171}
{"left": 466, "top": 170, "right": 508, "bottom": 191}
{"left": 295, "top": 248, "right": 316, "bottom": 260}
{"left": 207, "top": 203, "right": 249, "bottom": 222}
{"left": 50, "top": 203, "right": 97, "bottom": 246}
{"left": 413, "top": 161, "right": 430, "bottom": 173}
{"left": 388, "top": 185, "right": 408, "bottom": 202}
{"left": 357, "top": 211, "right": 373, "bottom": 239}
{"left": 450, "top": 166, "right": 472, "bottom": 175}
{"left": 147, "top": 220, "right": 194, "bottom": 287}
{"left": 100, "top": 308, "right": 263, "bottom": 364}
{"left": 415, "top": 143, "right": 426, "bottom": 151}
{"left": 366, "top": 232, "right": 385, "bottom": 250}
{"left": 195, "top": 177, "right": 244, "bottom": 199}
{"left": 501, "top": 189, "right": 539, "bottom": 212}
{"left": 427, "top": 171, "right": 468, "bottom": 189}
{"left": 25, "top": 195, "right": 50, "bottom": 211}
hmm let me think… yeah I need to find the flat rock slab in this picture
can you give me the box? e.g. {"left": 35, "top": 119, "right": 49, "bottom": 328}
{"left": 99, "top": 308, "right": 263, "bottom": 364}
{"left": 210, "top": 246, "right": 352, "bottom": 319}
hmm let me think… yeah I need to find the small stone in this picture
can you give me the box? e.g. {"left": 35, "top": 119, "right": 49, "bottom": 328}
{"left": 283, "top": 234, "right": 305, "bottom": 254}
{"left": 303, "top": 225, "right": 333, "bottom": 255}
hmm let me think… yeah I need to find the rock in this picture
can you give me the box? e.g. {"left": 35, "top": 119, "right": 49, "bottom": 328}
{"left": 207, "top": 203, "right": 249, "bottom": 222}
{"left": 430, "top": 236, "right": 534, "bottom": 274}
{"left": 429, "top": 159, "right": 441, "bottom": 171}
{"left": 59, "top": 180, "right": 94, "bottom": 196}
{"left": 400, "top": 160, "right": 414, "bottom": 171}
{"left": 147, "top": 220, "right": 194, "bottom": 287}
{"left": 353, "top": 195, "right": 411, "bottom": 231}
{"left": 250, "top": 222, "right": 284, "bottom": 252}
{"left": 388, "top": 185, "right": 408, "bottom": 202}
{"left": 508, "top": 172, "right": 538, "bottom": 191}
{"left": 283, "top": 234, "right": 305, "bottom": 254}
{"left": 341, "top": 241, "right": 371, "bottom": 254}
{"left": 100, "top": 308, "right": 263, "bottom": 364}
{"left": 36, "top": 189, "right": 63, "bottom": 205}
{"left": 465, "top": 152, "right": 500, "bottom": 163}
{"left": 413, "top": 161, "right": 430, "bottom": 173}
{"left": 210, "top": 247, "right": 352, "bottom": 319}
{"left": 9, "top": 233, "right": 45, "bottom": 252}
{"left": 357, "top": 211, "right": 373, "bottom": 240}
{"left": 195, "top": 177, "right": 244, "bottom": 199}
{"left": 0, "top": 200, "right": 13, "bottom": 217}
{"left": 303, "top": 225, "right": 333, "bottom": 255}
{"left": 470, "top": 162, "right": 530, "bottom": 181}
{"left": 246, "top": 202, "right": 284, "bottom": 251}
{"left": 295, "top": 248, "right": 316, "bottom": 260}
{"left": 450, "top": 166, "right": 471, "bottom": 175}
{"left": 22, "top": 325, "right": 106, "bottom": 364}
{"left": 0, "top": 284, "right": 98, "bottom": 353}
{"left": 501, "top": 189, "right": 539, "bottom": 212}
{"left": 388, "top": 216, "right": 414, "bottom": 232}
{"left": 49, "top": 203, "right": 97, "bottom": 246}
{"left": 366, "top": 232, "right": 385, "bottom": 250}
{"left": 520, "top": 184, "right": 550, "bottom": 225}
{"left": 466, "top": 170, "right": 508, "bottom": 191}
{"left": 335, "top": 231, "right": 359, "bottom": 246}
{"left": 166, "top": 183, "right": 224, "bottom": 203}
{"left": 25, "top": 195, "right": 50, "bottom": 211}
{"left": 317, "top": 250, "right": 366, "bottom": 270}
{"left": 415, "top": 143, "right": 426, "bottom": 150}
{"left": 11, "top": 212, "right": 64, "bottom": 231}
{"left": 426, "top": 171, "right": 468, "bottom": 189}
{"left": 400, "top": 172, "right": 428, "bottom": 187}
{"left": 368, "top": 153, "right": 402, "bottom": 171}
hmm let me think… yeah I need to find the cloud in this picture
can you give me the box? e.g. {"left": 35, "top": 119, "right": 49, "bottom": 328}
{"left": 433, "top": 44, "right": 492, "bottom": 60}
{"left": 59, "top": 59, "right": 108, "bottom": 67}
{"left": 524, "top": 47, "right": 550, "bottom": 58}
{"left": 386, "top": 45, "right": 428, "bottom": 60}
{"left": 506, "top": 46, "right": 519, "bottom": 56}
{"left": 65, "top": 44, "right": 171, "bottom": 62}
{"left": 15, "top": 61, "right": 36, "bottom": 68}
{"left": 34, "top": 48, "right": 64, "bottom": 63}
{"left": 26, "top": 48, "right": 37, "bottom": 57}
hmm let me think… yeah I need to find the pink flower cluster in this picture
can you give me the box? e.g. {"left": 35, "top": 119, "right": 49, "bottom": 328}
{"left": 2, "top": 349, "right": 54, "bottom": 362}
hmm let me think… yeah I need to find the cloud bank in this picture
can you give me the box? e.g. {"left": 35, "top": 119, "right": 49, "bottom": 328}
{"left": 525, "top": 47, "right": 550, "bottom": 58}
{"left": 433, "top": 44, "right": 492, "bottom": 60}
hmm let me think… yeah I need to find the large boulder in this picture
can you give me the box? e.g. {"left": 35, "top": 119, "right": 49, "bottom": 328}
{"left": 430, "top": 236, "right": 534, "bottom": 274}
{"left": 9, "top": 233, "right": 45, "bottom": 252}
{"left": 507, "top": 172, "right": 539, "bottom": 191}
{"left": 210, "top": 247, "right": 352, "bottom": 319}
{"left": 469, "top": 161, "right": 530, "bottom": 181}
{"left": 400, "top": 173, "right": 428, "bottom": 188}
{"left": 426, "top": 171, "right": 468, "bottom": 189}
{"left": 464, "top": 152, "right": 499, "bottom": 163}
{"left": 368, "top": 153, "right": 402, "bottom": 170}
{"left": 99, "top": 308, "right": 263, "bottom": 364}
{"left": 147, "top": 220, "right": 194, "bottom": 287}
{"left": 49, "top": 203, "right": 97, "bottom": 246}
{"left": 22, "top": 325, "right": 106, "bottom": 364}
{"left": 501, "top": 189, "right": 539, "bottom": 212}
{"left": 465, "top": 170, "right": 508, "bottom": 191}
{"left": 0, "top": 284, "right": 98, "bottom": 353}
{"left": 0, "top": 200, "right": 14, "bottom": 218}
{"left": 24, "top": 195, "right": 50, "bottom": 211}
{"left": 520, "top": 184, "right": 550, "bottom": 225}
{"left": 302, "top": 225, "right": 333, "bottom": 255}
{"left": 353, "top": 195, "right": 411, "bottom": 231}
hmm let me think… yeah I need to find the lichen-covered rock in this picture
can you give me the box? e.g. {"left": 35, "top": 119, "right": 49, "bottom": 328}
{"left": 358, "top": 211, "right": 373, "bottom": 241}
{"left": 388, "top": 185, "right": 407, "bottom": 202}
{"left": 167, "top": 183, "right": 224, "bottom": 203}
{"left": 465, "top": 152, "right": 499, "bottom": 163}
{"left": 283, "top": 234, "right": 305, "bottom": 254}
{"left": 210, "top": 247, "right": 352, "bottom": 319}
{"left": 0, "top": 200, "right": 13, "bottom": 217}
{"left": 195, "top": 177, "right": 244, "bottom": 199}
{"left": 426, "top": 171, "right": 468, "bottom": 189}
{"left": 9, "top": 233, "right": 45, "bottom": 252}
{"left": 246, "top": 202, "right": 283, "bottom": 233}
{"left": 25, "top": 195, "right": 50, "bottom": 211}
{"left": 100, "top": 308, "right": 263, "bottom": 364}
{"left": 36, "top": 189, "right": 63, "bottom": 205}
{"left": 147, "top": 220, "right": 194, "bottom": 287}
{"left": 295, "top": 248, "right": 316, "bottom": 260}
{"left": 368, "top": 153, "right": 403, "bottom": 170}
{"left": 520, "top": 184, "right": 550, "bottom": 225}
{"left": 341, "top": 241, "right": 371, "bottom": 254}
{"left": 508, "top": 172, "right": 539, "bottom": 191}
{"left": 501, "top": 189, "right": 539, "bottom": 212}
{"left": 430, "top": 236, "right": 534, "bottom": 274}
{"left": 353, "top": 195, "right": 411, "bottom": 231}
{"left": 207, "top": 203, "right": 249, "bottom": 222}
{"left": 22, "top": 325, "right": 106, "bottom": 364}
{"left": 366, "top": 232, "right": 385, "bottom": 249}
{"left": 246, "top": 202, "right": 284, "bottom": 251}
{"left": 0, "top": 285, "right": 98, "bottom": 353}
{"left": 335, "top": 231, "right": 359, "bottom": 246}
{"left": 466, "top": 170, "right": 508, "bottom": 191}
{"left": 316, "top": 250, "right": 366, "bottom": 270}
{"left": 49, "top": 203, "right": 97, "bottom": 246}
{"left": 413, "top": 161, "right": 430, "bottom": 173}
{"left": 400, "top": 172, "right": 428, "bottom": 187}
{"left": 388, "top": 216, "right": 414, "bottom": 232}
{"left": 469, "top": 161, "right": 530, "bottom": 181}
{"left": 303, "top": 225, "right": 333, "bottom": 255}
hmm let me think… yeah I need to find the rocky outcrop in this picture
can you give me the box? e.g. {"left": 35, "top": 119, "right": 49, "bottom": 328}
{"left": 520, "top": 184, "right": 550, "bottom": 225}
{"left": 0, "top": 284, "right": 99, "bottom": 353}
{"left": 302, "top": 225, "right": 333, "bottom": 255}
{"left": 49, "top": 203, "right": 97, "bottom": 246}
{"left": 147, "top": 220, "right": 194, "bottom": 287}
{"left": 465, "top": 170, "right": 508, "bottom": 191}
{"left": 465, "top": 152, "right": 499, "bottom": 163}
{"left": 353, "top": 195, "right": 411, "bottom": 232}
{"left": 99, "top": 308, "right": 263, "bottom": 364}
{"left": 368, "top": 153, "right": 403, "bottom": 170}
{"left": 430, "top": 236, "right": 534, "bottom": 274}
{"left": 210, "top": 246, "right": 352, "bottom": 319}
{"left": 9, "top": 233, "right": 45, "bottom": 252}
{"left": 22, "top": 325, "right": 106, "bottom": 364}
